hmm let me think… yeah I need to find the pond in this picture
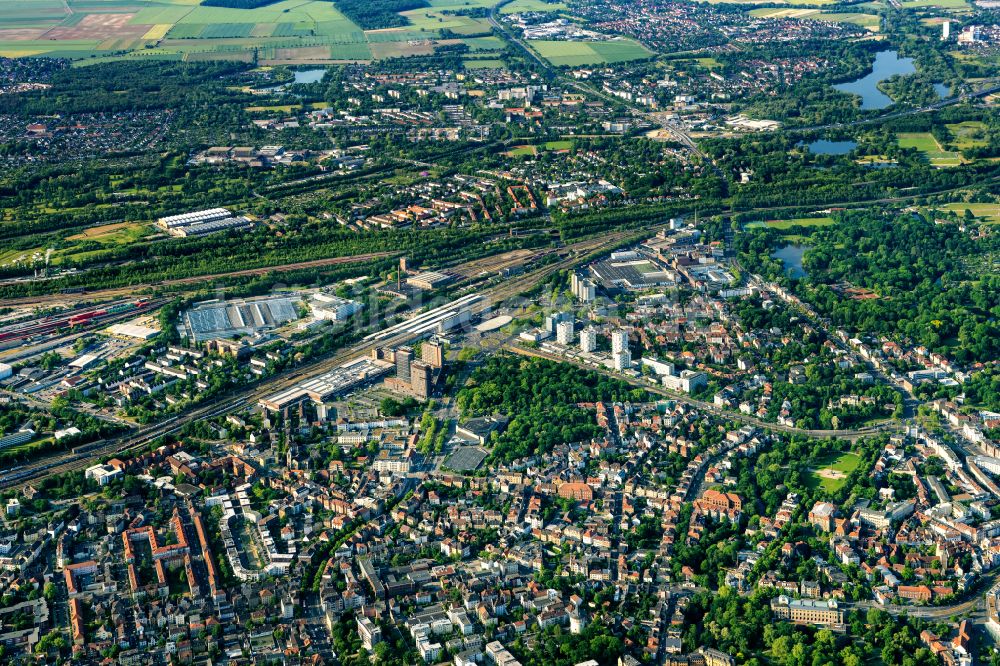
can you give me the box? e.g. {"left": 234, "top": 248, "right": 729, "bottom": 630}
{"left": 933, "top": 82, "right": 950, "bottom": 98}
{"left": 294, "top": 68, "right": 327, "bottom": 84}
{"left": 771, "top": 244, "right": 810, "bottom": 279}
{"left": 804, "top": 139, "right": 857, "bottom": 155}
{"left": 833, "top": 50, "right": 915, "bottom": 110}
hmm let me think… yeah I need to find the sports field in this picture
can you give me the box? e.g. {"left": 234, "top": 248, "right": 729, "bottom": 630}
{"left": 807, "top": 452, "right": 861, "bottom": 493}
{"left": 527, "top": 38, "right": 653, "bottom": 67}
{"left": 0, "top": 0, "right": 496, "bottom": 62}
{"left": 506, "top": 139, "right": 574, "bottom": 156}
{"left": 897, "top": 132, "right": 965, "bottom": 167}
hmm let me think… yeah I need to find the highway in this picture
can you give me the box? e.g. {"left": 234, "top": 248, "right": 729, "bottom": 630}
{"left": 791, "top": 80, "right": 1000, "bottom": 133}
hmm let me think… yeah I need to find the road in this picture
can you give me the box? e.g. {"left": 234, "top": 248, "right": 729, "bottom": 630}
{"left": 487, "top": 0, "right": 714, "bottom": 167}
{"left": 792, "top": 80, "right": 1000, "bottom": 133}
{"left": 0, "top": 227, "right": 651, "bottom": 491}
{"left": 505, "top": 344, "right": 901, "bottom": 441}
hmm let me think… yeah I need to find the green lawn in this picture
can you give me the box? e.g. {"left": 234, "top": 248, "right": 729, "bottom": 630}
{"left": 765, "top": 217, "right": 835, "bottom": 229}
{"left": 528, "top": 38, "right": 653, "bottom": 67}
{"left": 807, "top": 452, "right": 861, "bottom": 492}
{"left": 946, "top": 121, "right": 988, "bottom": 151}
{"left": 507, "top": 145, "right": 537, "bottom": 156}
{"left": 934, "top": 202, "right": 1000, "bottom": 224}
{"left": 897, "top": 132, "right": 964, "bottom": 167}
{"left": 464, "top": 58, "right": 506, "bottom": 68}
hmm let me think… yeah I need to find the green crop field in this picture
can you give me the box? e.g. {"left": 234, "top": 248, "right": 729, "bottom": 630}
{"left": 750, "top": 8, "right": 879, "bottom": 29}
{"left": 0, "top": 0, "right": 382, "bottom": 62}
{"left": 528, "top": 38, "right": 653, "bottom": 67}
{"left": 500, "top": 0, "right": 568, "bottom": 12}
{"left": 897, "top": 132, "right": 965, "bottom": 167}
{"left": 901, "top": 0, "right": 970, "bottom": 9}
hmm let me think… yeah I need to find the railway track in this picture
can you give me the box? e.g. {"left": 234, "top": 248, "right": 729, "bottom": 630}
{"left": 0, "top": 228, "right": 648, "bottom": 491}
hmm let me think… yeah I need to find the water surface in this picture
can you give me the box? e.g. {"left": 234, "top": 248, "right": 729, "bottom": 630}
{"left": 771, "top": 244, "right": 810, "bottom": 279}
{"left": 804, "top": 139, "right": 857, "bottom": 155}
{"left": 833, "top": 51, "right": 915, "bottom": 110}
{"left": 294, "top": 69, "right": 328, "bottom": 84}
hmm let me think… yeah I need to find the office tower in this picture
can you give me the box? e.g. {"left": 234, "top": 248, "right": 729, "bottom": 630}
{"left": 422, "top": 339, "right": 444, "bottom": 368}
{"left": 411, "top": 361, "right": 433, "bottom": 399}
{"left": 396, "top": 346, "right": 413, "bottom": 383}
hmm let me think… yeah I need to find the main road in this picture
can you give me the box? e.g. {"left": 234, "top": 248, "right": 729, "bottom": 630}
{"left": 505, "top": 343, "right": 902, "bottom": 441}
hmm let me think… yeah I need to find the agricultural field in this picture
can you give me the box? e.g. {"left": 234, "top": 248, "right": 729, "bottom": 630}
{"left": 400, "top": 8, "right": 492, "bottom": 35}
{"left": 0, "top": 0, "right": 466, "bottom": 62}
{"left": 749, "top": 8, "right": 880, "bottom": 30}
{"left": 499, "top": 0, "right": 567, "bottom": 12}
{"left": 897, "top": 132, "right": 965, "bottom": 167}
{"left": 807, "top": 451, "right": 862, "bottom": 492}
{"left": 463, "top": 58, "right": 506, "bottom": 68}
{"left": 527, "top": 38, "right": 653, "bottom": 67}
{"left": 900, "top": 0, "right": 970, "bottom": 9}
{"left": 694, "top": 0, "right": 834, "bottom": 5}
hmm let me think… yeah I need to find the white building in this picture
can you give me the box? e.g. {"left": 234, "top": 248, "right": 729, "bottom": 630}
{"left": 662, "top": 370, "right": 707, "bottom": 394}
{"left": 84, "top": 464, "right": 123, "bottom": 486}
{"left": 613, "top": 350, "right": 632, "bottom": 372}
{"left": 0, "top": 362, "right": 11, "bottom": 381}
{"left": 611, "top": 330, "right": 629, "bottom": 354}
{"left": 580, "top": 327, "right": 597, "bottom": 353}
{"left": 310, "top": 293, "right": 363, "bottom": 321}
{"left": 556, "top": 321, "right": 575, "bottom": 346}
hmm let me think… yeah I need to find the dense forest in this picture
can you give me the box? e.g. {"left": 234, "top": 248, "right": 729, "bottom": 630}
{"left": 456, "top": 354, "right": 646, "bottom": 463}
{"left": 334, "top": 0, "right": 429, "bottom": 29}
{"left": 738, "top": 211, "right": 1000, "bottom": 364}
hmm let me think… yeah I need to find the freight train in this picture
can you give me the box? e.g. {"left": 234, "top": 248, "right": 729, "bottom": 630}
{"left": 0, "top": 300, "right": 151, "bottom": 343}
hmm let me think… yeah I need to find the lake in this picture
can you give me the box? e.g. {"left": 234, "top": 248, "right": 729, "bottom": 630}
{"left": 804, "top": 139, "right": 857, "bottom": 155}
{"left": 294, "top": 68, "right": 327, "bottom": 84}
{"left": 833, "top": 51, "right": 915, "bottom": 110}
{"left": 771, "top": 244, "right": 810, "bottom": 279}
{"left": 934, "top": 82, "right": 949, "bottom": 98}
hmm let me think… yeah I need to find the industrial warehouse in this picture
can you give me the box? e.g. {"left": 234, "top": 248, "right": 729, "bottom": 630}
{"left": 182, "top": 295, "right": 302, "bottom": 342}
{"left": 157, "top": 208, "right": 254, "bottom": 238}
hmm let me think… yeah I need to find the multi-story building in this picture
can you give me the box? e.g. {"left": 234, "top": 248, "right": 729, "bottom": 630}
{"left": 556, "top": 321, "right": 575, "bottom": 346}
{"left": 580, "top": 327, "right": 597, "bottom": 353}
{"left": 770, "top": 596, "right": 844, "bottom": 626}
